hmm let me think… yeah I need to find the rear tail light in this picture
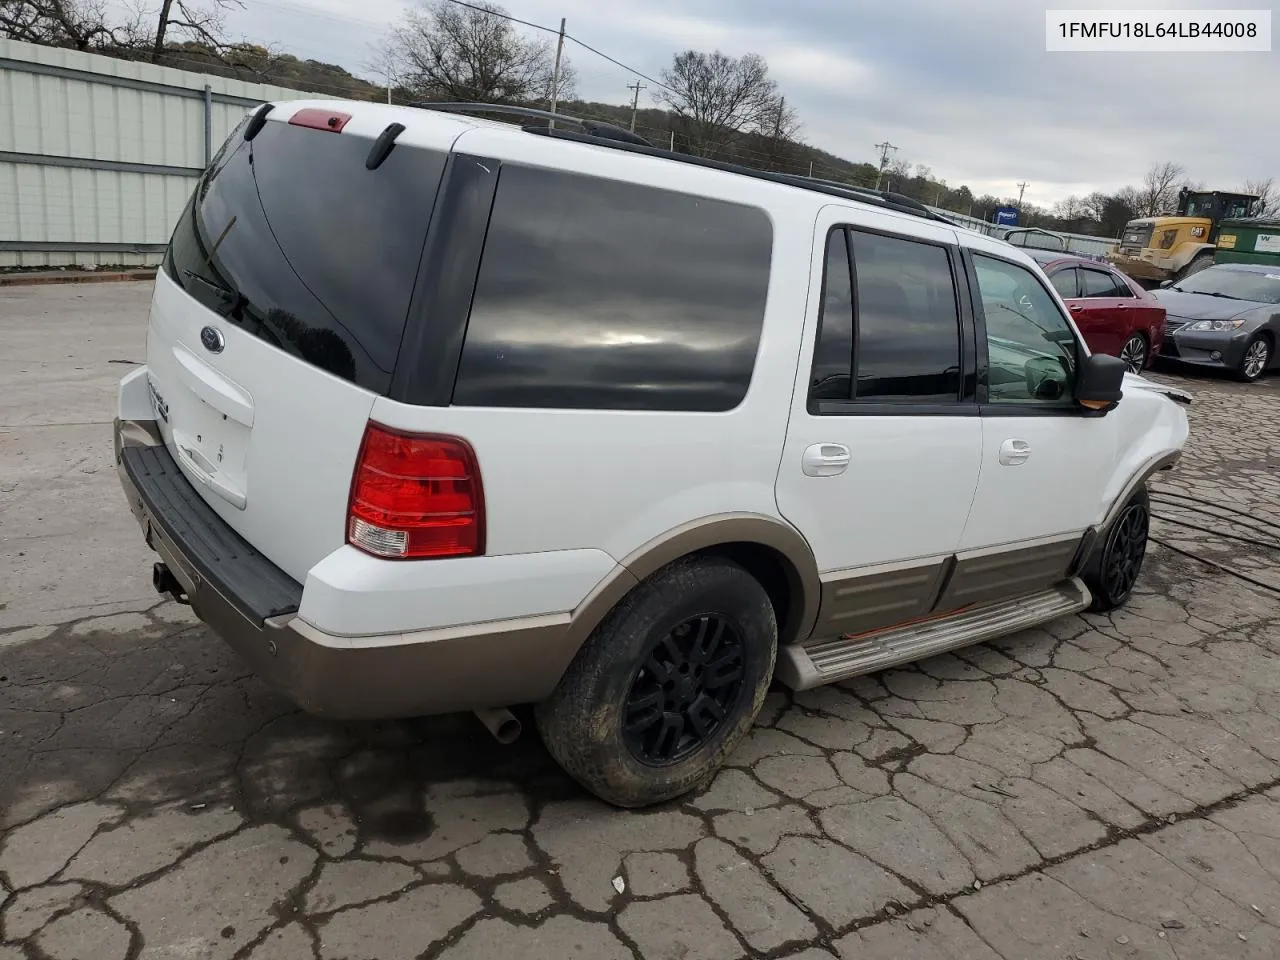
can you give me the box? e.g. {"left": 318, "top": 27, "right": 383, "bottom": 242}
{"left": 347, "top": 423, "right": 484, "bottom": 559}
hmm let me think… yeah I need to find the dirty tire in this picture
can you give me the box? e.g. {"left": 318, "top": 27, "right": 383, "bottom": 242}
{"left": 1081, "top": 488, "right": 1150, "bottom": 612}
{"left": 1177, "top": 253, "right": 1214, "bottom": 282}
{"left": 534, "top": 556, "right": 777, "bottom": 808}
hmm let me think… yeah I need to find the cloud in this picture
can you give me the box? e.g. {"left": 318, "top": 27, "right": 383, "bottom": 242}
{"left": 210, "top": 0, "right": 1277, "bottom": 207}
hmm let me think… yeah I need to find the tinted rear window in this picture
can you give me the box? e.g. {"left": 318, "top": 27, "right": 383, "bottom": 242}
{"left": 164, "top": 119, "right": 447, "bottom": 392}
{"left": 452, "top": 164, "right": 774, "bottom": 411}
{"left": 851, "top": 230, "right": 961, "bottom": 402}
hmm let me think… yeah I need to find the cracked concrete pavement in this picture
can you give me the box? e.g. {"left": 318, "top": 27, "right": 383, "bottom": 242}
{"left": 4, "top": 281, "right": 1280, "bottom": 959}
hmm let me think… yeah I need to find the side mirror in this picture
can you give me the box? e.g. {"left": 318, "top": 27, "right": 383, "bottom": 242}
{"left": 1158, "top": 279, "right": 1173, "bottom": 288}
{"left": 1076, "top": 353, "right": 1127, "bottom": 412}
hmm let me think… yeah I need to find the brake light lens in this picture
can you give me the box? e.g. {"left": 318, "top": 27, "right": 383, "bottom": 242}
{"left": 289, "top": 108, "right": 352, "bottom": 133}
{"left": 347, "top": 423, "right": 484, "bottom": 559}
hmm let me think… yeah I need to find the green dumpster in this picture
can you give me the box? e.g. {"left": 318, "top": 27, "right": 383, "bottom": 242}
{"left": 1215, "top": 216, "right": 1280, "bottom": 266}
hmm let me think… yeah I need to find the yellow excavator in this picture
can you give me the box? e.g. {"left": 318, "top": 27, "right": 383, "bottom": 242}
{"left": 1107, "top": 188, "right": 1259, "bottom": 285}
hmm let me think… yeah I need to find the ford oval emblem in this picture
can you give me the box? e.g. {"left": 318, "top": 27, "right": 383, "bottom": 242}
{"left": 199, "top": 325, "right": 225, "bottom": 354}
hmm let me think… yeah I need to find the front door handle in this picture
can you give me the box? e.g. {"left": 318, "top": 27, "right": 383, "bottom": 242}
{"left": 999, "top": 438, "right": 1031, "bottom": 466}
{"left": 802, "top": 442, "right": 851, "bottom": 477}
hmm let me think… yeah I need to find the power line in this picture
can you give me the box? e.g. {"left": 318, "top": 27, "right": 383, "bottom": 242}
{"left": 436, "top": 0, "right": 559, "bottom": 37}
{"left": 563, "top": 34, "right": 675, "bottom": 96}
{"left": 133, "top": 3, "right": 959, "bottom": 198}
{"left": 437, "top": 0, "right": 677, "bottom": 95}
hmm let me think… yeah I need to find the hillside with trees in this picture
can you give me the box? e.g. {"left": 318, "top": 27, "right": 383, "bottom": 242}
{"left": 3, "top": 0, "right": 1273, "bottom": 236}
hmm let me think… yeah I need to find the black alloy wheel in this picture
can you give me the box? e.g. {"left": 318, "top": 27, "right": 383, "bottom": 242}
{"left": 1083, "top": 489, "right": 1150, "bottom": 613}
{"left": 1101, "top": 501, "right": 1149, "bottom": 605}
{"left": 622, "top": 614, "right": 745, "bottom": 765}
{"left": 534, "top": 556, "right": 777, "bottom": 808}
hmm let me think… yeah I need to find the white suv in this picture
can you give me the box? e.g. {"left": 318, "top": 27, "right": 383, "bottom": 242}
{"left": 114, "top": 99, "right": 1191, "bottom": 808}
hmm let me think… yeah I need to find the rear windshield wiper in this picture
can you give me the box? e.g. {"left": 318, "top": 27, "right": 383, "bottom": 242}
{"left": 182, "top": 270, "right": 236, "bottom": 301}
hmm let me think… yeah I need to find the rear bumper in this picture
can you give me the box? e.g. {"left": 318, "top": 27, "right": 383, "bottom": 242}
{"left": 114, "top": 417, "right": 585, "bottom": 719}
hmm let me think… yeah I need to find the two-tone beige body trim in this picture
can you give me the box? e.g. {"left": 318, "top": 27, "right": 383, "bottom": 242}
{"left": 119, "top": 410, "right": 1179, "bottom": 717}
{"left": 807, "top": 532, "right": 1085, "bottom": 645}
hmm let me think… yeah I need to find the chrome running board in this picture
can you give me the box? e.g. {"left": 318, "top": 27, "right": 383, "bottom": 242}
{"left": 776, "top": 578, "right": 1091, "bottom": 690}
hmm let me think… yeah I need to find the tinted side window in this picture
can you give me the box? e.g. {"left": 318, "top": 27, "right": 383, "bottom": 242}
{"left": 973, "top": 254, "right": 1078, "bottom": 406}
{"left": 809, "top": 229, "right": 854, "bottom": 402}
{"left": 851, "top": 231, "right": 961, "bottom": 402}
{"left": 1049, "top": 267, "right": 1078, "bottom": 299}
{"left": 1081, "top": 268, "right": 1123, "bottom": 298}
{"left": 1100, "top": 269, "right": 1135, "bottom": 298}
{"left": 164, "top": 121, "right": 447, "bottom": 392}
{"left": 454, "top": 166, "right": 773, "bottom": 411}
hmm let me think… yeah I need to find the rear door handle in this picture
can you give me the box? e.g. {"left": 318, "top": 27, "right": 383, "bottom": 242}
{"left": 999, "top": 438, "right": 1031, "bottom": 466}
{"left": 802, "top": 442, "right": 851, "bottom": 477}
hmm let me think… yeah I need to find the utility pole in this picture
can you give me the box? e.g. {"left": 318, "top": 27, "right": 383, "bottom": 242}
{"left": 772, "top": 97, "right": 785, "bottom": 140}
{"left": 873, "top": 140, "right": 897, "bottom": 191}
{"left": 626, "top": 80, "right": 646, "bottom": 133}
{"left": 548, "top": 18, "right": 566, "bottom": 130}
{"left": 1016, "top": 181, "right": 1028, "bottom": 208}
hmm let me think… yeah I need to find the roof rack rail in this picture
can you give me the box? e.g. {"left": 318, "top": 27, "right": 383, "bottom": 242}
{"left": 407, "top": 102, "right": 957, "bottom": 226}
{"left": 810, "top": 179, "right": 952, "bottom": 221}
{"left": 527, "top": 126, "right": 956, "bottom": 225}
{"left": 406, "top": 102, "right": 653, "bottom": 147}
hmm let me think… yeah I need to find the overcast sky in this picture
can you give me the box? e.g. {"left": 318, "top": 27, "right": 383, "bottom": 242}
{"left": 204, "top": 0, "right": 1274, "bottom": 208}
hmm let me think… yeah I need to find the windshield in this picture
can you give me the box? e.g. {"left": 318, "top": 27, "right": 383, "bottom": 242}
{"left": 1183, "top": 194, "right": 1254, "bottom": 220}
{"left": 1172, "top": 268, "right": 1280, "bottom": 304}
{"left": 1183, "top": 195, "right": 1213, "bottom": 218}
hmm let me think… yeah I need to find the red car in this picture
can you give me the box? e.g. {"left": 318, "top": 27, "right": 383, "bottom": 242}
{"left": 1029, "top": 250, "right": 1167, "bottom": 373}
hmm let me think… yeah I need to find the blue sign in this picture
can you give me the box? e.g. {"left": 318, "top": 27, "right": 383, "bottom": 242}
{"left": 994, "top": 206, "right": 1020, "bottom": 226}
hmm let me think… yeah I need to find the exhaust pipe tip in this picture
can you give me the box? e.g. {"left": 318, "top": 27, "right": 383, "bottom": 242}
{"left": 152, "top": 562, "right": 188, "bottom": 604}
{"left": 474, "top": 707, "right": 522, "bottom": 745}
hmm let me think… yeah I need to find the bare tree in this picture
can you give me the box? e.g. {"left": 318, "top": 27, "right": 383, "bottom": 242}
{"left": 385, "top": 0, "right": 574, "bottom": 105}
{"left": 1242, "top": 177, "right": 1277, "bottom": 215}
{"left": 658, "top": 50, "right": 785, "bottom": 158}
{"left": 2, "top": 0, "right": 250, "bottom": 66}
{"left": 1134, "top": 161, "right": 1186, "bottom": 218}
{"left": 1053, "top": 195, "right": 1091, "bottom": 222}
{"left": 0, "top": 0, "right": 130, "bottom": 51}
{"left": 761, "top": 95, "right": 801, "bottom": 142}
{"left": 756, "top": 95, "right": 802, "bottom": 172}
{"left": 148, "top": 0, "right": 242, "bottom": 62}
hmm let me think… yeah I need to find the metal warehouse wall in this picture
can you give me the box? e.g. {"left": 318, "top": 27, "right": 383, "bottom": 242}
{"left": 0, "top": 39, "right": 333, "bottom": 268}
